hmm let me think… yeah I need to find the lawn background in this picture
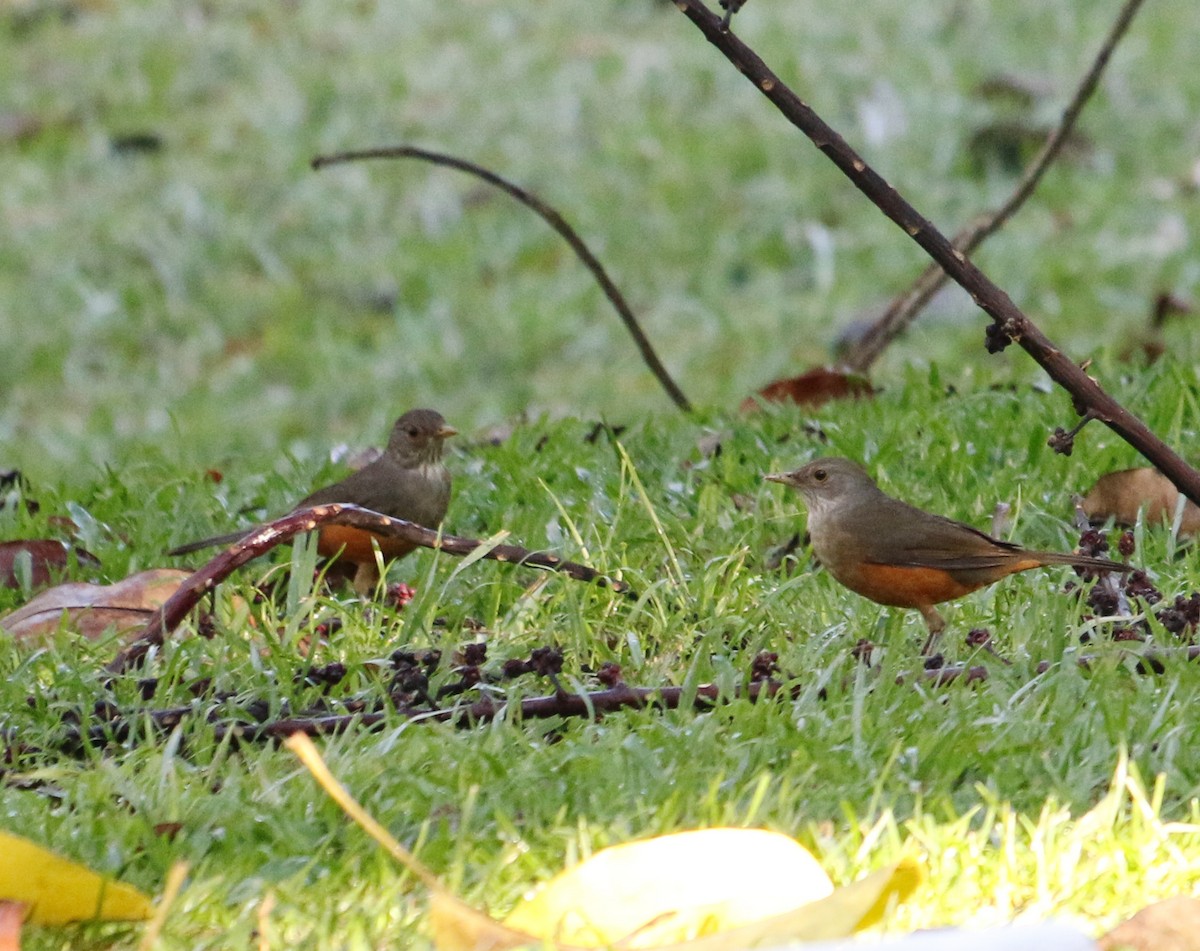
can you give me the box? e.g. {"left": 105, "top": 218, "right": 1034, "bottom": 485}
{"left": 3, "top": 0, "right": 1200, "bottom": 947}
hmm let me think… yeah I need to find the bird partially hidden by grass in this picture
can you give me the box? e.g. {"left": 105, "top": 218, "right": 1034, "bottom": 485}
{"left": 169, "top": 408, "right": 456, "bottom": 594}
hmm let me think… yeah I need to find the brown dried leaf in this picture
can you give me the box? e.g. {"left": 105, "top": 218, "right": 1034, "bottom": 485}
{"left": 0, "top": 539, "right": 99, "bottom": 590}
{"left": 1080, "top": 468, "right": 1200, "bottom": 536}
{"left": 1099, "top": 896, "right": 1200, "bottom": 951}
{"left": 0, "top": 568, "right": 189, "bottom": 643}
{"left": 741, "top": 367, "right": 873, "bottom": 413}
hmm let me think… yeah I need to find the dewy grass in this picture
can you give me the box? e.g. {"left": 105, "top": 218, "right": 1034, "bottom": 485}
{"left": 5, "top": 386, "right": 1200, "bottom": 947}
{"left": 6, "top": 0, "right": 1200, "bottom": 946}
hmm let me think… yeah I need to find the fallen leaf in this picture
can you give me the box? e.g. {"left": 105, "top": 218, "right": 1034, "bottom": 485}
{"left": 0, "top": 831, "right": 153, "bottom": 925}
{"left": 289, "top": 728, "right": 920, "bottom": 951}
{"left": 502, "top": 828, "right": 834, "bottom": 947}
{"left": 1099, "top": 895, "right": 1200, "bottom": 951}
{"left": 1080, "top": 468, "right": 1200, "bottom": 536}
{"left": 741, "top": 367, "right": 873, "bottom": 413}
{"left": 0, "top": 540, "right": 98, "bottom": 591}
{"left": 0, "top": 568, "right": 189, "bottom": 642}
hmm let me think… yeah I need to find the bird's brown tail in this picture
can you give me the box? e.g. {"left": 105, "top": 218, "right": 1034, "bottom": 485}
{"left": 1031, "top": 550, "right": 1131, "bottom": 574}
{"left": 167, "top": 530, "right": 249, "bottom": 557}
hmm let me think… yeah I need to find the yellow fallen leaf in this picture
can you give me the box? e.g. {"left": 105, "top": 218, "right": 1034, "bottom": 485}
{"left": 502, "top": 828, "right": 832, "bottom": 947}
{"left": 640, "top": 858, "right": 922, "bottom": 951}
{"left": 428, "top": 891, "right": 537, "bottom": 951}
{"left": 0, "top": 831, "right": 153, "bottom": 925}
{"left": 285, "top": 734, "right": 921, "bottom": 951}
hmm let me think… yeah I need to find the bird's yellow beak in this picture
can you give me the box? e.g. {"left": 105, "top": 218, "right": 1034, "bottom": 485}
{"left": 764, "top": 472, "right": 791, "bottom": 485}
{"left": 437, "top": 424, "right": 459, "bottom": 439}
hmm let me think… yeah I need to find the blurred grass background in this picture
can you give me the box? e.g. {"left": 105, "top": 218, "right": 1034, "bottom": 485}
{"left": 4, "top": 0, "right": 1199, "bottom": 477}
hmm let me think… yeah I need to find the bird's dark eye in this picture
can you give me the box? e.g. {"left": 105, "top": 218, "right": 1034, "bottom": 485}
{"left": 813, "top": 468, "right": 827, "bottom": 482}
{"left": 407, "top": 428, "right": 420, "bottom": 438}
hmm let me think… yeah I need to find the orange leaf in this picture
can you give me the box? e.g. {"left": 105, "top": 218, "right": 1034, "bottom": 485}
{"left": 741, "top": 367, "right": 873, "bottom": 412}
{"left": 0, "top": 540, "right": 98, "bottom": 591}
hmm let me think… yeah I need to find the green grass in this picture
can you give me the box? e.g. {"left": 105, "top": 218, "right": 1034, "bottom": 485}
{"left": 6, "top": 377, "right": 1200, "bottom": 947}
{"left": 5, "top": 0, "right": 1200, "bottom": 947}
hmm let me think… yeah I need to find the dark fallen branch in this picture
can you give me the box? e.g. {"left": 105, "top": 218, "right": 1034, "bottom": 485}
{"left": 106, "top": 504, "right": 634, "bottom": 675}
{"left": 228, "top": 679, "right": 788, "bottom": 741}
{"left": 47, "top": 638, "right": 1200, "bottom": 755}
{"left": 311, "top": 145, "right": 692, "bottom": 413}
{"left": 49, "top": 679, "right": 788, "bottom": 752}
{"left": 675, "top": 0, "right": 1200, "bottom": 504}
{"left": 842, "top": 0, "right": 1148, "bottom": 370}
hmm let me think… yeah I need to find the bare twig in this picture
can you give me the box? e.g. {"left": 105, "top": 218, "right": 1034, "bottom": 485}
{"left": 675, "top": 0, "right": 1200, "bottom": 505}
{"left": 106, "top": 504, "right": 634, "bottom": 675}
{"left": 61, "top": 639, "right": 1200, "bottom": 752}
{"left": 54, "top": 680, "right": 789, "bottom": 751}
{"left": 1048, "top": 409, "right": 1100, "bottom": 456}
{"left": 312, "top": 145, "right": 692, "bottom": 412}
{"left": 227, "top": 679, "right": 787, "bottom": 740}
{"left": 843, "top": 0, "right": 1148, "bottom": 370}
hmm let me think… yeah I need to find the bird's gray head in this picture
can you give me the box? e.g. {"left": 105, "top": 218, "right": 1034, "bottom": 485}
{"left": 764, "top": 457, "right": 882, "bottom": 517}
{"left": 386, "top": 408, "right": 457, "bottom": 466}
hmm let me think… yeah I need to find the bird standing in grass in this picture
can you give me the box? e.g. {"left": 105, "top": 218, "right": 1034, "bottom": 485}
{"left": 766, "top": 457, "right": 1132, "bottom": 653}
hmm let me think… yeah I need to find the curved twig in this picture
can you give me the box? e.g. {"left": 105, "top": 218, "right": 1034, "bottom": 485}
{"left": 844, "top": 0, "right": 1148, "bottom": 370}
{"left": 312, "top": 145, "right": 692, "bottom": 412}
{"left": 107, "top": 504, "right": 634, "bottom": 675}
{"left": 675, "top": 0, "right": 1200, "bottom": 505}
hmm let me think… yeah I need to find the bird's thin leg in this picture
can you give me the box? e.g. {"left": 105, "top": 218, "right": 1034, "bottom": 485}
{"left": 352, "top": 561, "right": 382, "bottom": 597}
{"left": 918, "top": 605, "right": 946, "bottom": 656}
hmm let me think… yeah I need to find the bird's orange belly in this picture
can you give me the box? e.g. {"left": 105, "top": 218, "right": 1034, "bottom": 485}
{"left": 315, "top": 525, "right": 416, "bottom": 563}
{"left": 837, "top": 562, "right": 987, "bottom": 608}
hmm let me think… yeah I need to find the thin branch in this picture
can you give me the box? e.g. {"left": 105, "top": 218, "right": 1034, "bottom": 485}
{"left": 843, "top": 0, "right": 1148, "bottom": 370}
{"left": 106, "top": 504, "right": 634, "bottom": 675}
{"left": 675, "top": 0, "right": 1200, "bottom": 505}
{"left": 55, "top": 641, "right": 1200, "bottom": 752}
{"left": 312, "top": 145, "right": 693, "bottom": 412}
{"left": 229, "top": 679, "right": 787, "bottom": 740}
